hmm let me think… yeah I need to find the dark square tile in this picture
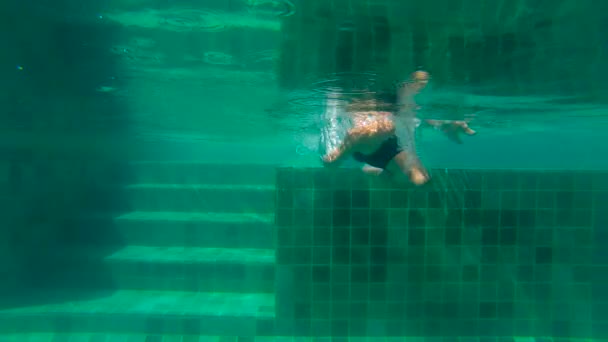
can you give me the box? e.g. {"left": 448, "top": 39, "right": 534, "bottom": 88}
{"left": 350, "top": 172, "right": 371, "bottom": 189}
{"left": 314, "top": 190, "right": 332, "bottom": 208}
{"left": 313, "top": 285, "right": 331, "bottom": 302}
{"left": 482, "top": 228, "right": 499, "bottom": 244}
{"left": 278, "top": 228, "right": 294, "bottom": 245}
{"left": 313, "top": 266, "right": 330, "bottom": 282}
{"left": 425, "top": 265, "right": 442, "bottom": 282}
{"left": 370, "top": 266, "right": 387, "bottom": 282}
{"left": 537, "top": 192, "right": 555, "bottom": 208}
{"left": 312, "top": 169, "right": 332, "bottom": 188}
{"left": 312, "top": 246, "right": 331, "bottom": 264}
{"left": 351, "top": 266, "right": 369, "bottom": 282}
{"left": 293, "top": 170, "right": 313, "bottom": 188}
{"left": 350, "top": 209, "right": 370, "bottom": 227}
{"left": 409, "top": 190, "right": 428, "bottom": 208}
{"left": 370, "top": 247, "right": 387, "bottom": 264}
{"left": 331, "top": 170, "right": 353, "bottom": 189}
{"left": 350, "top": 303, "right": 369, "bottom": 320}
{"left": 390, "top": 190, "right": 409, "bottom": 208}
{"left": 520, "top": 172, "right": 538, "bottom": 189}
{"left": 370, "top": 209, "right": 389, "bottom": 228}
{"left": 294, "top": 190, "right": 314, "bottom": 208}
{"left": 574, "top": 172, "right": 594, "bottom": 190}
{"left": 293, "top": 209, "right": 314, "bottom": 230}
{"left": 485, "top": 172, "right": 503, "bottom": 189}
{"left": 277, "top": 247, "right": 294, "bottom": 264}
{"left": 556, "top": 191, "right": 574, "bottom": 208}
{"left": 277, "top": 189, "right": 294, "bottom": 208}
{"left": 573, "top": 209, "right": 592, "bottom": 227}
{"left": 352, "top": 190, "right": 370, "bottom": 207}
{"left": 294, "top": 319, "right": 312, "bottom": 335}
{"left": 332, "top": 227, "right": 350, "bottom": 246}
{"left": 370, "top": 226, "right": 388, "bottom": 245}
{"left": 313, "top": 227, "right": 331, "bottom": 246}
{"left": 500, "top": 228, "right": 517, "bottom": 245}
{"left": 500, "top": 210, "right": 518, "bottom": 226}
{"left": 573, "top": 191, "right": 593, "bottom": 209}
{"left": 277, "top": 169, "right": 294, "bottom": 187}
{"left": 351, "top": 283, "right": 369, "bottom": 300}
{"left": 536, "top": 247, "right": 553, "bottom": 263}
{"left": 311, "top": 301, "right": 330, "bottom": 319}
{"left": 256, "top": 318, "right": 274, "bottom": 335}
{"left": 481, "top": 210, "right": 500, "bottom": 227}
{"left": 409, "top": 210, "right": 426, "bottom": 228}
{"left": 501, "top": 191, "right": 519, "bottom": 209}
{"left": 333, "top": 190, "right": 351, "bottom": 208}
{"left": 480, "top": 302, "right": 497, "bottom": 318}
{"left": 428, "top": 191, "right": 444, "bottom": 208}
{"left": 445, "top": 228, "right": 461, "bottom": 245}
{"left": 293, "top": 248, "right": 312, "bottom": 263}
{"left": 497, "top": 281, "right": 515, "bottom": 300}
{"left": 369, "top": 283, "right": 387, "bottom": 302}
{"left": 332, "top": 247, "right": 350, "bottom": 264}
{"left": 350, "top": 247, "right": 369, "bottom": 264}
{"left": 535, "top": 210, "right": 555, "bottom": 227}
{"left": 465, "top": 191, "right": 482, "bottom": 208}
{"left": 371, "top": 190, "right": 390, "bottom": 208}
{"left": 518, "top": 210, "right": 536, "bottom": 228}
{"left": 409, "top": 228, "right": 426, "bottom": 245}
{"left": 331, "top": 320, "right": 349, "bottom": 336}
{"left": 351, "top": 227, "right": 370, "bottom": 245}
{"left": 464, "top": 209, "right": 481, "bottom": 226}
{"left": 482, "top": 246, "right": 499, "bottom": 263}
{"left": 276, "top": 209, "right": 293, "bottom": 226}
{"left": 465, "top": 170, "right": 484, "bottom": 189}
{"left": 314, "top": 209, "right": 332, "bottom": 226}
{"left": 519, "top": 191, "right": 537, "bottom": 209}
{"left": 332, "top": 209, "right": 351, "bottom": 227}
{"left": 538, "top": 173, "right": 560, "bottom": 190}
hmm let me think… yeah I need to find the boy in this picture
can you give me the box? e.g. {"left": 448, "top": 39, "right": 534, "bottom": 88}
{"left": 321, "top": 71, "right": 476, "bottom": 185}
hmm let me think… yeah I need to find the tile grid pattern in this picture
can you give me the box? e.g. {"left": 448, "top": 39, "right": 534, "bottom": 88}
{"left": 275, "top": 168, "right": 605, "bottom": 339}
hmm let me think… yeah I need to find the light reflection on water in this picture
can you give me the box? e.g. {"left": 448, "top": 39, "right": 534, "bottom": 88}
{"left": 10, "top": 0, "right": 608, "bottom": 147}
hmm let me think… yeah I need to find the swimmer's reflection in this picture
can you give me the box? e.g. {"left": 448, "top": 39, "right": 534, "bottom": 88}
{"left": 320, "top": 70, "right": 476, "bottom": 186}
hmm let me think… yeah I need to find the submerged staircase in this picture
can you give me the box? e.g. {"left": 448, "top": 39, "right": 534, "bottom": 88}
{"left": 0, "top": 162, "right": 277, "bottom": 340}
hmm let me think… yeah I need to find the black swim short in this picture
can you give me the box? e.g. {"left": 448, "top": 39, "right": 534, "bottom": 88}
{"left": 352, "top": 136, "right": 403, "bottom": 169}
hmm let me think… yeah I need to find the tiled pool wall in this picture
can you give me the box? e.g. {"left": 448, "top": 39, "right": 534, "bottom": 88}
{"left": 275, "top": 168, "right": 607, "bottom": 339}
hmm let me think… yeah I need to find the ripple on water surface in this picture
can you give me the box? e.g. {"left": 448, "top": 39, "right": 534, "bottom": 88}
{"left": 287, "top": 72, "right": 380, "bottom": 109}
{"left": 246, "top": 0, "right": 296, "bottom": 17}
{"left": 159, "top": 8, "right": 227, "bottom": 32}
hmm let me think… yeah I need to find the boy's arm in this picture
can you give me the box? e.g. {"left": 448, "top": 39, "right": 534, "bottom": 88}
{"left": 422, "top": 119, "right": 477, "bottom": 144}
{"left": 395, "top": 70, "right": 477, "bottom": 143}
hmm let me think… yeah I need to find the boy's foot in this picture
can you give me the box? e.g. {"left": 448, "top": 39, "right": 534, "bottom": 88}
{"left": 409, "top": 167, "right": 429, "bottom": 185}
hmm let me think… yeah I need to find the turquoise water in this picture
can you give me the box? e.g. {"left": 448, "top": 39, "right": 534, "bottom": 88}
{"left": 4, "top": 0, "right": 608, "bottom": 167}
{"left": 1, "top": 0, "right": 608, "bottom": 341}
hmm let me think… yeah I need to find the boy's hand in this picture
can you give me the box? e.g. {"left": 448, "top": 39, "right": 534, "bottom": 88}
{"left": 425, "top": 119, "right": 477, "bottom": 144}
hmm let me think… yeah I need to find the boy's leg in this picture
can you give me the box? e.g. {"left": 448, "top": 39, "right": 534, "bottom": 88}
{"left": 362, "top": 164, "right": 394, "bottom": 184}
{"left": 385, "top": 151, "right": 429, "bottom": 186}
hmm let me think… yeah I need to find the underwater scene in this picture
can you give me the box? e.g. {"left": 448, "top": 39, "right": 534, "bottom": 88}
{"left": 0, "top": 0, "right": 608, "bottom": 341}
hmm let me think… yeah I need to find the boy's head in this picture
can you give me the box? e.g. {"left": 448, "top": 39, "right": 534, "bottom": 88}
{"left": 408, "top": 70, "right": 430, "bottom": 92}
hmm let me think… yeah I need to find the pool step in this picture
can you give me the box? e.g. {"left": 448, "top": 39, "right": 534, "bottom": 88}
{"left": 0, "top": 333, "right": 278, "bottom": 341}
{"left": 66, "top": 211, "right": 275, "bottom": 249}
{"left": 39, "top": 245, "right": 275, "bottom": 293}
{"left": 0, "top": 290, "right": 274, "bottom": 336}
{"left": 110, "top": 162, "right": 277, "bottom": 186}
{"left": 86, "top": 184, "right": 275, "bottom": 213}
